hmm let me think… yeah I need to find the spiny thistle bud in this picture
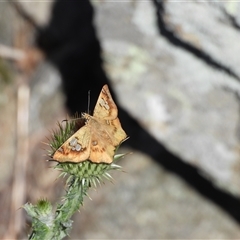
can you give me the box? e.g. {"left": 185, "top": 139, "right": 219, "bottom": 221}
{"left": 48, "top": 116, "right": 126, "bottom": 186}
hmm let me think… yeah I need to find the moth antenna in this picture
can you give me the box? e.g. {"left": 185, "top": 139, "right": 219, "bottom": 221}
{"left": 62, "top": 114, "right": 81, "bottom": 123}
{"left": 61, "top": 114, "right": 70, "bottom": 123}
{"left": 87, "top": 90, "right": 91, "bottom": 114}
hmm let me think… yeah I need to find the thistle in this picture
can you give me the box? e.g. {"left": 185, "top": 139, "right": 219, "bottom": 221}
{"left": 24, "top": 116, "right": 127, "bottom": 240}
{"left": 24, "top": 85, "right": 128, "bottom": 239}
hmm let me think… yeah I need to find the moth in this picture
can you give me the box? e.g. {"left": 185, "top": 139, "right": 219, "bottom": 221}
{"left": 52, "top": 85, "right": 127, "bottom": 164}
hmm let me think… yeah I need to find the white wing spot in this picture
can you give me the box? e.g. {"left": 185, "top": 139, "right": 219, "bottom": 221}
{"left": 92, "top": 140, "right": 98, "bottom": 146}
{"left": 75, "top": 143, "right": 82, "bottom": 151}
{"left": 69, "top": 137, "right": 78, "bottom": 147}
{"left": 69, "top": 137, "right": 81, "bottom": 151}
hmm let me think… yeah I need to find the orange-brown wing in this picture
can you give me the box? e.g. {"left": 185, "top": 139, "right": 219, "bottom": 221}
{"left": 88, "top": 117, "right": 127, "bottom": 164}
{"left": 52, "top": 125, "right": 91, "bottom": 163}
{"left": 93, "top": 84, "right": 118, "bottom": 121}
{"left": 88, "top": 125, "right": 116, "bottom": 164}
{"left": 108, "top": 117, "right": 127, "bottom": 146}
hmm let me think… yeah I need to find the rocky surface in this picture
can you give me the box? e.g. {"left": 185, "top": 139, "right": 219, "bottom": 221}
{"left": 95, "top": 0, "right": 240, "bottom": 196}
{"left": 71, "top": 150, "right": 240, "bottom": 239}
{"left": 1, "top": 1, "right": 240, "bottom": 239}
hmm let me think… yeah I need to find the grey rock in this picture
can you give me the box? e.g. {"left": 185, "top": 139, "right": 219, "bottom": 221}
{"left": 95, "top": 1, "right": 240, "bottom": 196}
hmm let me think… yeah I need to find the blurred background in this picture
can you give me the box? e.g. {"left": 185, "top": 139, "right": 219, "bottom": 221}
{"left": 1, "top": 0, "right": 240, "bottom": 239}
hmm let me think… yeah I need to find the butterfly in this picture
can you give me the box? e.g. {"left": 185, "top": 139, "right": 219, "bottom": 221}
{"left": 52, "top": 85, "right": 127, "bottom": 164}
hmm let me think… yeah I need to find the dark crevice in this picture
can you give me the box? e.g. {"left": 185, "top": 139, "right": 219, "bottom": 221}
{"left": 222, "top": 7, "right": 240, "bottom": 31}
{"left": 227, "top": 15, "right": 240, "bottom": 31}
{"left": 208, "top": 1, "right": 240, "bottom": 31}
{"left": 152, "top": 0, "right": 240, "bottom": 81}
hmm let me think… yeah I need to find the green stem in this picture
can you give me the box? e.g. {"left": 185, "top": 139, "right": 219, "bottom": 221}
{"left": 55, "top": 177, "right": 89, "bottom": 223}
{"left": 26, "top": 177, "right": 89, "bottom": 240}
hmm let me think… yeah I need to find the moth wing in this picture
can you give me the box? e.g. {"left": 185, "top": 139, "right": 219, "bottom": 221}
{"left": 53, "top": 85, "right": 126, "bottom": 164}
{"left": 89, "top": 128, "right": 116, "bottom": 164}
{"left": 107, "top": 118, "right": 127, "bottom": 146}
{"left": 93, "top": 85, "right": 118, "bottom": 121}
{"left": 52, "top": 125, "right": 91, "bottom": 163}
{"left": 88, "top": 118, "right": 127, "bottom": 164}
